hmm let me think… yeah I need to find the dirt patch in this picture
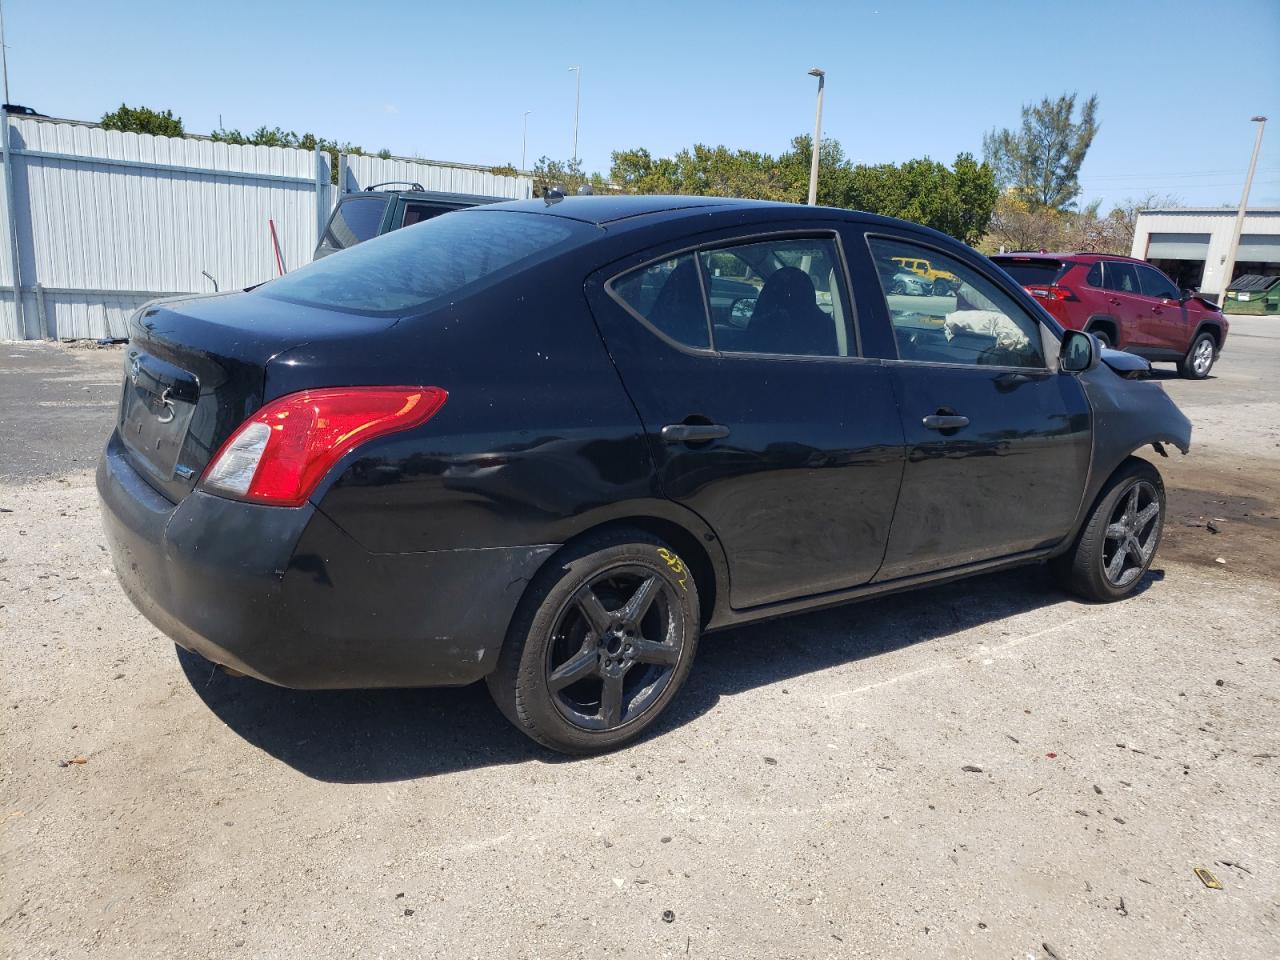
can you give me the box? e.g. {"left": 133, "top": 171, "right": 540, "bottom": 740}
{"left": 1153, "top": 452, "right": 1280, "bottom": 583}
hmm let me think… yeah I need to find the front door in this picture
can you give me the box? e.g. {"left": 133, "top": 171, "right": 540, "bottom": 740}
{"left": 586, "top": 229, "right": 905, "bottom": 609}
{"left": 859, "top": 233, "right": 1092, "bottom": 579}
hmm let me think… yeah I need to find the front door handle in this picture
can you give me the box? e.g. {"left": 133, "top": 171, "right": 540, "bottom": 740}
{"left": 661, "top": 423, "right": 730, "bottom": 444}
{"left": 1108, "top": 296, "right": 1122, "bottom": 305}
{"left": 922, "top": 414, "right": 970, "bottom": 431}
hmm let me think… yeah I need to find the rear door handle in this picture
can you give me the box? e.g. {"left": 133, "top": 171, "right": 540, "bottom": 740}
{"left": 661, "top": 423, "right": 730, "bottom": 444}
{"left": 922, "top": 414, "right": 970, "bottom": 431}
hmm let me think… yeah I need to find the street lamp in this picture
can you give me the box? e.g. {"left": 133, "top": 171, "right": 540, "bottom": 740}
{"left": 1218, "top": 115, "right": 1268, "bottom": 307}
{"left": 807, "top": 68, "right": 825, "bottom": 206}
{"left": 568, "top": 66, "right": 581, "bottom": 164}
{"left": 522, "top": 110, "right": 531, "bottom": 171}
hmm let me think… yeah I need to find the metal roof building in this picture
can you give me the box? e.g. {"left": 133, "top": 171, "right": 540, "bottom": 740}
{"left": 1131, "top": 207, "right": 1280, "bottom": 297}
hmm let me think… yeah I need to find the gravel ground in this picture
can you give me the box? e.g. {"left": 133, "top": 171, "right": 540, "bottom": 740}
{"left": 2, "top": 322, "right": 1278, "bottom": 960}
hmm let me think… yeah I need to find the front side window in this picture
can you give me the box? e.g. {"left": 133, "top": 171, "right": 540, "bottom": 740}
{"left": 610, "top": 255, "right": 710, "bottom": 349}
{"left": 320, "top": 196, "right": 388, "bottom": 253}
{"left": 1136, "top": 264, "right": 1180, "bottom": 300}
{"left": 869, "top": 237, "right": 1047, "bottom": 369}
{"left": 698, "top": 237, "right": 849, "bottom": 356}
{"left": 1103, "top": 261, "right": 1140, "bottom": 294}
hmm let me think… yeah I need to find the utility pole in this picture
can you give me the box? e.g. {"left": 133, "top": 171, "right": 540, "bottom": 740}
{"left": 0, "top": 0, "right": 25, "bottom": 338}
{"left": 522, "top": 110, "right": 531, "bottom": 171}
{"left": 568, "top": 65, "right": 581, "bottom": 164}
{"left": 1218, "top": 116, "right": 1267, "bottom": 306}
{"left": 807, "top": 68, "right": 825, "bottom": 206}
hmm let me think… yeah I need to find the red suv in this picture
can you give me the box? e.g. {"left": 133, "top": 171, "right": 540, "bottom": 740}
{"left": 991, "top": 253, "right": 1228, "bottom": 379}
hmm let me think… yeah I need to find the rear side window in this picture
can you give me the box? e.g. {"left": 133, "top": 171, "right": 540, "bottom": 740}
{"left": 609, "top": 236, "right": 851, "bottom": 357}
{"left": 402, "top": 203, "right": 453, "bottom": 228}
{"left": 611, "top": 255, "right": 711, "bottom": 349}
{"left": 992, "top": 258, "right": 1066, "bottom": 287}
{"left": 1137, "top": 264, "right": 1180, "bottom": 300}
{"left": 698, "top": 237, "right": 849, "bottom": 357}
{"left": 1086, "top": 263, "right": 1103, "bottom": 287}
{"left": 319, "top": 196, "right": 388, "bottom": 253}
{"left": 263, "top": 211, "right": 586, "bottom": 314}
{"left": 1102, "top": 261, "right": 1140, "bottom": 294}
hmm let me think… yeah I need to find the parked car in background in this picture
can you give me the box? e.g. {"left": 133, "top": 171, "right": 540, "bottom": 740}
{"left": 891, "top": 254, "right": 958, "bottom": 294}
{"left": 313, "top": 182, "right": 502, "bottom": 258}
{"left": 99, "top": 197, "right": 1191, "bottom": 754}
{"left": 992, "top": 253, "right": 1228, "bottom": 379}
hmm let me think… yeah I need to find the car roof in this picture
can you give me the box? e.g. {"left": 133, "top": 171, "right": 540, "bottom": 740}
{"left": 993, "top": 251, "right": 1150, "bottom": 265}
{"left": 478, "top": 194, "right": 778, "bottom": 225}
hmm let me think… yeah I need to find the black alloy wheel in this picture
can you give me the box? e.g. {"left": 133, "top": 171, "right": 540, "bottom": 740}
{"left": 487, "top": 530, "right": 700, "bottom": 753}
{"left": 545, "top": 567, "right": 684, "bottom": 730}
{"left": 1053, "top": 458, "right": 1165, "bottom": 602}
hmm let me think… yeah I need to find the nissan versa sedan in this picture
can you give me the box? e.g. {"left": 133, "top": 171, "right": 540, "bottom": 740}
{"left": 98, "top": 196, "right": 1192, "bottom": 753}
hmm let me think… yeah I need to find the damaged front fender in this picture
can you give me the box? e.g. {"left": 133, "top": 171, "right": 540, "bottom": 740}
{"left": 1062, "top": 364, "right": 1191, "bottom": 551}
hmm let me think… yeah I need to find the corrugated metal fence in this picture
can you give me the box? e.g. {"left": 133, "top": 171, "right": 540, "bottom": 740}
{"left": 0, "top": 116, "right": 533, "bottom": 340}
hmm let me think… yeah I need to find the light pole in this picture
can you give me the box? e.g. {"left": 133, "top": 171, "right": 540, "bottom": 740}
{"left": 1218, "top": 115, "right": 1267, "bottom": 306}
{"left": 807, "top": 68, "right": 825, "bottom": 206}
{"left": 0, "top": 0, "right": 10, "bottom": 104}
{"left": 522, "top": 110, "right": 531, "bottom": 171}
{"left": 568, "top": 65, "right": 581, "bottom": 164}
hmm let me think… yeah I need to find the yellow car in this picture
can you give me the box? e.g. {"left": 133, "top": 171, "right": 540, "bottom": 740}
{"left": 891, "top": 256, "right": 958, "bottom": 294}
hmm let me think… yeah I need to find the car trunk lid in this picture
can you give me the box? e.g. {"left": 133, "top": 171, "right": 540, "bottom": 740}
{"left": 117, "top": 291, "right": 398, "bottom": 503}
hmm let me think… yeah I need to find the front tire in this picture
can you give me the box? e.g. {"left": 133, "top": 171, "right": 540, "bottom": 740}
{"left": 486, "top": 529, "right": 700, "bottom": 754}
{"left": 1052, "top": 458, "right": 1165, "bottom": 602}
{"left": 1179, "top": 331, "right": 1216, "bottom": 379}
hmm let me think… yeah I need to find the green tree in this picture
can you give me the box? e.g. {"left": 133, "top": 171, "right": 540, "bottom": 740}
{"left": 100, "top": 104, "right": 184, "bottom": 137}
{"left": 845, "top": 154, "right": 997, "bottom": 245}
{"left": 983, "top": 93, "right": 1099, "bottom": 211}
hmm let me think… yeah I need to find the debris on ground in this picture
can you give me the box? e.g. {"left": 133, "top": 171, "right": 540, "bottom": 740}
{"left": 1116, "top": 896, "right": 1128, "bottom": 917}
{"left": 1193, "top": 867, "right": 1223, "bottom": 890}
{"left": 1042, "top": 941, "right": 1066, "bottom": 959}
{"left": 662, "top": 910, "right": 675, "bottom": 923}
{"left": 57, "top": 756, "right": 88, "bottom": 767}
{"left": 763, "top": 756, "right": 778, "bottom": 765}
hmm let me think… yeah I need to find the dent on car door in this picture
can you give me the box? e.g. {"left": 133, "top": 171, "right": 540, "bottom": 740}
{"left": 585, "top": 228, "right": 905, "bottom": 609}
{"left": 857, "top": 233, "right": 1092, "bottom": 579}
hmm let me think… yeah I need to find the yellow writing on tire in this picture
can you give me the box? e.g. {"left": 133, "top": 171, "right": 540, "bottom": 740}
{"left": 656, "top": 548, "right": 687, "bottom": 591}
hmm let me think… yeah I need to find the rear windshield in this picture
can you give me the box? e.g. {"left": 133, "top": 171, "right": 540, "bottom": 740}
{"left": 992, "top": 258, "right": 1067, "bottom": 287}
{"left": 263, "top": 211, "right": 587, "bottom": 315}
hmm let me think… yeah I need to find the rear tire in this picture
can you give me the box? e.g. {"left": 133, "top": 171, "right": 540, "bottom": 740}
{"left": 1089, "top": 327, "right": 1113, "bottom": 348}
{"left": 1052, "top": 458, "right": 1165, "bottom": 602}
{"left": 486, "top": 529, "right": 700, "bottom": 754}
{"left": 1179, "top": 331, "right": 1216, "bottom": 379}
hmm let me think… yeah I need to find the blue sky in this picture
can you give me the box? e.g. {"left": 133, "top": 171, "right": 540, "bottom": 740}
{"left": 5, "top": 0, "right": 1279, "bottom": 209}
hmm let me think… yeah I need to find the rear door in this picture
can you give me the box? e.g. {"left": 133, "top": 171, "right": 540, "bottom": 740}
{"left": 586, "top": 227, "right": 904, "bottom": 610}
{"left": 1135, "top": 263, "right": 1188, "bottom": 351}
{"left": 856, "top": 232, "right": 1091, "bottom": 579}
{"left": 1100, "top": 260, "right": 1147, "bottom": 347}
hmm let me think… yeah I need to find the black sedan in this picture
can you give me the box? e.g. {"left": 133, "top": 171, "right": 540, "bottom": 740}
{"left": 98, "top": 196, "right": 1191, "bottom": 753}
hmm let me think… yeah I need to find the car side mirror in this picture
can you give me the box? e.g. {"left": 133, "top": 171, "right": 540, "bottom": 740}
{"left": 1060, "top": 329, "right": 1098, "bottom": 374}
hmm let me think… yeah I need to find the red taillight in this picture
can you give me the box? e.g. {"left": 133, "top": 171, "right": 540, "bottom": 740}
{"left": 1026, "top": 285, "right": 1077, "bottom": 302}
{"left": 200, "top": 386, "right": 447, "bottom": 507}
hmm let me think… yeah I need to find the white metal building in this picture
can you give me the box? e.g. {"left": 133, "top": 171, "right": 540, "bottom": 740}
{"left": 1130, "top": 207, "right": 1280, "bottom": 296}
{"left": 1, "top": 115, "right": 533, "bottom": 340}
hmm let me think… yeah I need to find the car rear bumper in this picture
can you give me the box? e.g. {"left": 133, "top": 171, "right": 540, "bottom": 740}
{"left": 97, "top": 431, "right": 556, "bottom": 688}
